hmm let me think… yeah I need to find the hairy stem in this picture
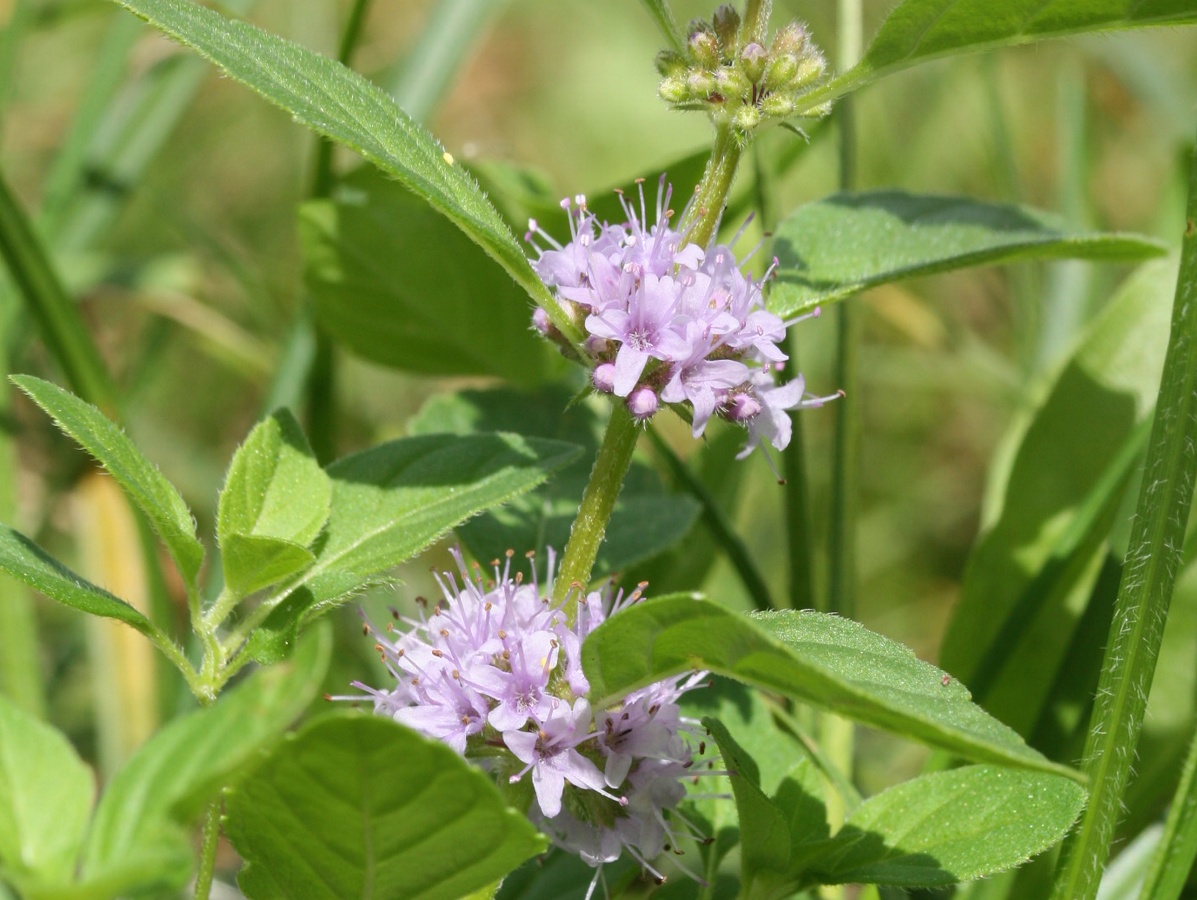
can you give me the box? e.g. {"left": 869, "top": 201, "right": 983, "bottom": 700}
{"left": 553, "top": 403, "right": 640, "bottom": 621}
{"left": 193, "top": 795, "right": 223, "bottom": 900}
{"left": 680, "top": 126, "right": 744, "bottom": 250}
{"left": 1049, "top": 140, "right": 1197, "bottom": 900}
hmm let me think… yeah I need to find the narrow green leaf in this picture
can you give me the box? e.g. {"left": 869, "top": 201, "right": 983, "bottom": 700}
{"left": 941, "top": 261, "right": 1172, "bottom": 735}
{"left": 106, "top": 0, "right": 581, "bottom": 344}
{"left": 80, "top": 624, "right": 331, "bottom": 889}
{"left": 217, "top": 409, "right": 330, "bottom": 596}
{"left": 409, "top": 387, "right": 698, "bottom": 578}
{"left": 0, "top": 695, "right": 93, "bottom": 888}
{"left": 10, "top": 375, "right": 203, "bottom": 585}
{"left": 703, "top": 717, "right": 792, "bottom": 894}
{"left": 301, "top": 169, "right": 556, "bottom": 385}
{"left": 808, "top": 767, "right": 1085, "bottom": 887}
{"left": 769, "top": 191, "right": 1166, "bottom": 317}
{"left": 801, "top": 1, "right": 1197, "bottom": 112}
{"left": 0, "top": 523, "right": 152, "bottom": 635}
{"left": 582, "top": 597, "right": 1079, "bottom": 780}
{"left": 225, "top": 715, "right": 547, "bottom": 900}
{"left": 1051, "top": 141, "right": 1197, "bottom": 900}
{"left": 244, "top": 432, "right": 581, "bottom": 662}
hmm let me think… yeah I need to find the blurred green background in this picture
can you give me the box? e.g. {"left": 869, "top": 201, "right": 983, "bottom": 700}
{"left": 3, "top": 0, "right": 1197, "bottom": 800}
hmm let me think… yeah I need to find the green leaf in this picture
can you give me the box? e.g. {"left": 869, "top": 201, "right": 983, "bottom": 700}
{"left": 804, "top": 1, "right": 1197, "bottom": 111}
{"left": 0, "top": 522, "right": 154, "bottom": 635}
{"left": 106, "top": 0, "right": 578, "bottom": 343}
{"left": 10, "top": 375, "right": 203, "bottom": 585}
{"left": 702, "top": 717, "right": 792, "bottom": 896}
{"left": 80, "top": 624, "right": 331, "bottom": 890}
{"left": 302, "top": 169, "right": 556, "bottom": 385}
{"left": 807, "top": 766, "right": 1085, "bottom": 887}
{"left": 247, "top": 432, "right": 581, "bottom": 662}
{"left": 217, "top": 408, "right": 330, "bottom": 597}
{"left": 941, "top": 261, "right": 1174, "bottom": 736}
{"left": 225, "top": 715, "right": 547, "bottom": 900}
{"left": 0, "top": 695, "right": 93, "bottom": 889}
{"left": 582, "top": 597, "right": 1079, "bottom": 780}
{"left": 769, "top": 191, "right": 1166, "bottom": 317}
{"left": 409, "top": 387, "right": 698, "bottom": 578}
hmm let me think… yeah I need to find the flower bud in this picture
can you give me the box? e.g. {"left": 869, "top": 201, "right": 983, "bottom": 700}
{"left": 771, "top": 21, "right": 808, "bottom": 56}
{"left": 712, "top": 4, "right": 740, "bottom": 55}
{"left": 764, "top": 53, "right": 799, "bottom": 93}
{"left": 687, "top": 28, "right": 720, "bottom": 70}
{"left": 532, "top": 307, "right": 551, "bottom": 336}
{"left": 655, "top": 49, "right": 687, "bottom": 77}
{"left": 714, "top": 65, "right": 750, "bottom": 100}
{"left": 658, "top": 75, "right": 689, "bottom": 104}
{"left": 760, "top": 93, "right": 796, "bottom": 118}
{"left": 592, "top": 363, "right": 616, "bottom": 394}
{"left": 726, "top": 392, "right": 762, "bottom": 421}
{"left": 733, "top": 103, "right": 761, "bottom": 132}
{"left": 686, "top": 69, "right": 717, "bottom": 98}
{"left": 626, "top": 386, "right": 659, "bottom": 421}
{"left": 789, "top": 53, "right": 827, "bottom": 89}
{"left": 740, "top": 42, "right": 767, "bottom": 83}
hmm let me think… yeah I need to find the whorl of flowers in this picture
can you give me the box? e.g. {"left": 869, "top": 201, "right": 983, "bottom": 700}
{"left": 527, "top": 178, "right": 839, "bottom": 459}
{"left": 339, "top": 549, "right": 709, "bottom": 886}
{"left": 656, "top": 5, "right": 831, "bottom": 138}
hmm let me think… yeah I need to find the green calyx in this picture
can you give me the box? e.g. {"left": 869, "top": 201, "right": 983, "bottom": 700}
{"left": 656, "top": 5, "right": 831, "bottom": 140}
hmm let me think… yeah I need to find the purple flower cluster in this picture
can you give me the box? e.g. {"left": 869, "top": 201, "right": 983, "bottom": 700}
{"left": 527, "top": 178, "right": 839, "bottom": 459}
{"left": 341, "top": 550, "right": 708, "bottom": 885}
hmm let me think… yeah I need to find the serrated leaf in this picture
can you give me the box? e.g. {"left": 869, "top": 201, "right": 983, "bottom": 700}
{"left": 582, "top": 597, "right": 1079, "bottom": 780}
{"left": 106, "top": 0, "right": 571, "bottom": 339}
{"left": 805, "top": 1, "right": 1197, "bottom": 110}
{"left": 80, "top": 624, "right": 331, "bottom": 889}
{"left": 217, "top": 409, "right": 330, "bottom": 597}
{"left": 0, "top": 695, "right": 93, "bottom": 889}
{"left": 225, "top": 715, "right": 547, "bottom": 900}
{"left": 10, "top": 375, "right": 203, "bottom": 584}
{"left": 247, "top": 432, "right": 581, "bottom": 662}
{"left": 0, "top": 523, "right": 154, "bottom": 635}
{"left": 409, "top": 388, "right": 698, "bottom": 578}
{"left": 769, "top": 192, "right": 1165, "bottom": 317}
{"left": 806, "top": 766, "right": 1086, "bottom": 887}
{"left": 302, "top": 169, "right": 556, "bottom": 385}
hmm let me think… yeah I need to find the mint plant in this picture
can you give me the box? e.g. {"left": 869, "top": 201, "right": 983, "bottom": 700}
{"left": 0, "top": 2, "right": 1196, "bottom": 900}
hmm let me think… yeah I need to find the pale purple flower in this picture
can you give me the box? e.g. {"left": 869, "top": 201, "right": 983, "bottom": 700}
{"left": 338, "top": 550, "right": 708, "bottom": 885}
{"left": 526, "top": 177, "right": 836, "bottom": 457}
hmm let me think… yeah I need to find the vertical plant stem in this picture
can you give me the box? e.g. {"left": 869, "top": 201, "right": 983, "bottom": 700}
{"left": 193, "top": 795, "right": 223, "bottom": 900}
{"left": 1049, "top": 142, "right": 1197, "bottom": 900}
{"left": 638, "top": 0, "right": 685, "bottom": 54}
{"left": 553, "top": 403, "right": 640, "bottom": 619}
{"left": 0, "top": 169, "right": 118, "bottom": 414}
{"left": 680, "top": 126, "right": 744, "bottom": 250}
{"left": 828, "top": 0, "right": 861, "bottom": 621}
{"left": 742, "top": 0, "right": 772, "bottom": 42}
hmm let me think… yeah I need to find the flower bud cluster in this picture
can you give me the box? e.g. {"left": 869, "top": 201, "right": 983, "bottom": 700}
{"left": 339, "top": 549, "right": 709, "bottom": 882}
{"left": 656, "top": 5, "right": 831, "bottom": 138}
{"left": 528, "top": 178, "right": 838, "bottom": 459}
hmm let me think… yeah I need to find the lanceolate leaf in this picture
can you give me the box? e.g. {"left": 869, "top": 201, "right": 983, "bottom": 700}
{"left": 80, "top": 625, "right": 332, "bottom": 891}
{"left": 769, "top": 192, "right": 1165, "bottom": 317}
{"left": 246, "top": 433, "right": 580, "bottom": 662}
{"left": 806, "top": 766, "right": 1086, "bottom": 887}
{"left": 582, "top": 596, "right": 1080, "bottom": 780}
{"left": 225, "top": 715, "right": 546, "bottom": 900}
{"left": 0, "top": 695, "right": 94, "bottom": 889}
{"left": 0, "top": 522, "right": 154, "bottom": 635}
{"left": 10, "top": 375, "right": 203, "bottom": 584}
{"left": 106, "top": 0, "right": 579, "bottom": 344}
{"left": 800, "top": 2, "right": 1197, "bottom": 111}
